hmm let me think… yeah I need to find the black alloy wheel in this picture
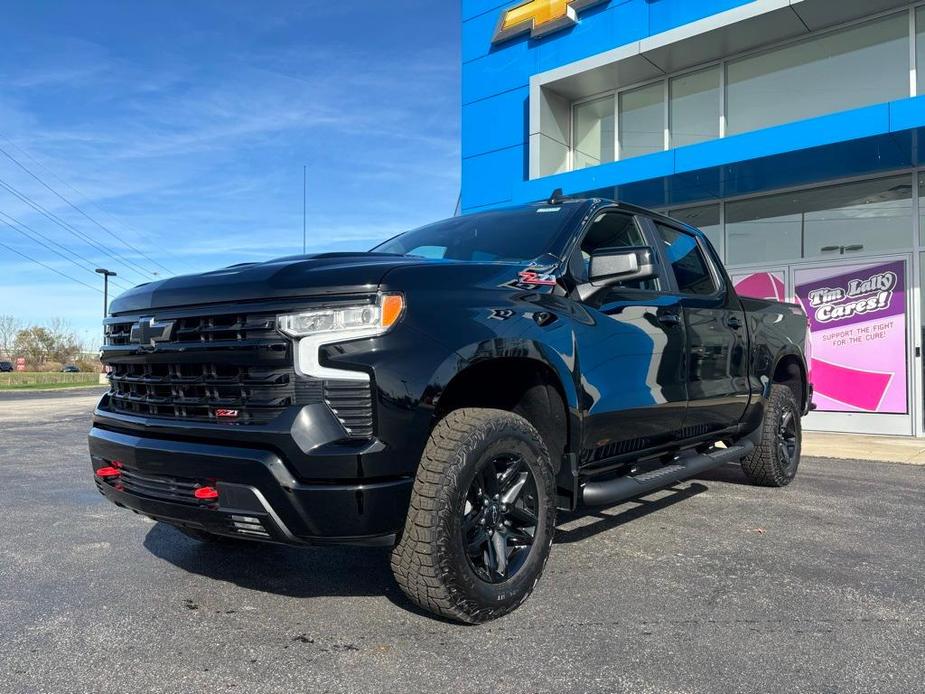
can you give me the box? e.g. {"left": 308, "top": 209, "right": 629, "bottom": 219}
{"left": 461, "top": 453, "right": 539, "bottom": 584}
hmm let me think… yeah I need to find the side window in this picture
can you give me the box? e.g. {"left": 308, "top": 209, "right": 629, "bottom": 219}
{"left": 577, "top": 212, "right": 659, "bottom": 291}
{"left": 653, "top": 223, "right": 718, "bottom": 295}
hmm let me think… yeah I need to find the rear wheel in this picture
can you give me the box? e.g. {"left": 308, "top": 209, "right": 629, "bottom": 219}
{"left": 741, "top": 384, "right": 802, "bottom": 487}
{"left": 390, "top": 408, "right": 556, "bottom": 624}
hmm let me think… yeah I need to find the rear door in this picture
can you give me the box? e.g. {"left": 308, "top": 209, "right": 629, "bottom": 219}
{"left": 568, "top": 210, "right": 688, "bottom": 463}
{"left": 648, "top": 220, "right": 750, "bottom": 436}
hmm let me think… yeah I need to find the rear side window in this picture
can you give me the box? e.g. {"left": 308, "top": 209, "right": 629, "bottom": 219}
{"left": 653, "top": 223, "right": 717, "bottom": 295}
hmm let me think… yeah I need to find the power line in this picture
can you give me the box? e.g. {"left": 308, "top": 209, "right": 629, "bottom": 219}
{"left": 0, "top": 210, "right": 132, "bottom": 291}
{"left": 0, "top": 143, "right": 177, "bottom": 276}
{"left": 0, "top": 133, "right": 197, "bottom": 274}
{"left": 0, "top": 175, "right": 153, "bottom": 281}
{"left": 0, "top": 238, "right": 102, "bottom": 294}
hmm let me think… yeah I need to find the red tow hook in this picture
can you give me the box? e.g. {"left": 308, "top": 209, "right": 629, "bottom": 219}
{"left": 95, "top": 467, "right": 122, "bottom": 480}
{"left": 193, "top": 486, "right": 220, "bottom": 502}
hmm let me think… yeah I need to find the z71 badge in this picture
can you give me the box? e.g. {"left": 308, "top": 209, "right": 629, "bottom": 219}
{"left": 500, "top": 266, "right": 559, "bottom": 291}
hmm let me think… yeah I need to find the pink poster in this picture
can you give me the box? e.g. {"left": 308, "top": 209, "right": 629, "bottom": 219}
{"left": 794, "top": 260, "right": 908, "bottom": 414}
{"left": 733, "top": 271, "right": 786, "bottom": 301}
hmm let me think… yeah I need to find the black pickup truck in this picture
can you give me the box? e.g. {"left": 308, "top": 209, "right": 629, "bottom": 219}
{"left": 89, "top": 194, "right": 811, "bottom": 623}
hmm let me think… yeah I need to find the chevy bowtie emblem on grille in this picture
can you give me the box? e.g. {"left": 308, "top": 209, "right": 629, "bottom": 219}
{"left": 493, "top": 0, "right": 608, "bottom": 44}
{"left": 130, "top": 317, "right": 175, "bottom": 349}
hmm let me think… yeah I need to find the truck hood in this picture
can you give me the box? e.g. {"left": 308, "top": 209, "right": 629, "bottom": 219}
{"left": 109, "top": 252, "right": 425, "bottom": 314}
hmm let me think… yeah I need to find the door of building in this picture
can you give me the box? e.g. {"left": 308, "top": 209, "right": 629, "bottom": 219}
{"left": 731, "top": 254, "right": 914, "bottom": 436}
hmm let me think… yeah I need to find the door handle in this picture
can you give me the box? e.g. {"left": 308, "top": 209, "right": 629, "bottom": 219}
{"left": 726, "top": 316, "right": 743, "bottom": 330}
{"left": 658, "top": 312, "right": 682, "bottom": 327}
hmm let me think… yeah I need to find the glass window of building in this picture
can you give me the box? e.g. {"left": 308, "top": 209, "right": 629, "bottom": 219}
{"left": 669, "top": 67, "right": 720, "bottom": 148}
{"left": 669, "top": 204, "right": 723, "bottom": 260}
{"left": 918, "top": 8, "right": 925, "bottom": 96}
{"left": 619, "top": 82, "right": 665, "bottom": 160}
{"left": 919, "top": 173, "right": 925, "bottom": 245}
{"left": 726, "top": 13, "right": 909, "bottom": 136}
{"left": 573, "top": 95, "right": 615, "bottom": 170}
{"left": 726, "top": 175, "right": 913, "bottom": 266}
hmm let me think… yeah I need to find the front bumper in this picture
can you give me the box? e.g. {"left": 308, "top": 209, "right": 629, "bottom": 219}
{"left": 89, "top": 426, "right": 412, "bottom": 546}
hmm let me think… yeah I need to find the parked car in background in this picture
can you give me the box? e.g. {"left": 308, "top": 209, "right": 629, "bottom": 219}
{"left": 0, "top": 361, "right": 13, "bottom": 373}
{"left": 61, "top": 365, "right": 80, "bottom": 373}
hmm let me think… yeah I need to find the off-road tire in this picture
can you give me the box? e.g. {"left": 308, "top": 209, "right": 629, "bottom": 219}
{"left": 390, "top": 408, "right": 556, "bottom": 624}
{"left": 741, "top": 384, "right": 802, "bottom": 487}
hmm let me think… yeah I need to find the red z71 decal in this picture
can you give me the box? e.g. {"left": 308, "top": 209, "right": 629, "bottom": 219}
{"left": 517, "top": 270, "right": 557, "bottom": 286}
{"left": 216, "top": 409, "right": 239, "bottom": 419}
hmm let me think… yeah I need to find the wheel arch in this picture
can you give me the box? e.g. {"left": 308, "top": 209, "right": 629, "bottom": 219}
{"left": 772, "top": 351, "right": 809, "bottom": 412}
{"left": 431, "top": 344, "right": 580, "bottom": 471}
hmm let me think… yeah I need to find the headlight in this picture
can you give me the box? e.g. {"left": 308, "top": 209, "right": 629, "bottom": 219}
{"left": 278, "top": 293, "right": 405, "bottom": 339}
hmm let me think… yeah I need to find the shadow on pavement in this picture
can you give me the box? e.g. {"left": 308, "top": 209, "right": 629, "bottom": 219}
{"left": 143, "top": 522, "right": 398, "bottom": 599}
{"left": 554, "top": 482, "right": 708, "bottom": 544}
{"left": 141, "top": 463, "right": 753, "bottom": 614}
{"left": 143, "top": 521, "right": 464, "bottom": 621}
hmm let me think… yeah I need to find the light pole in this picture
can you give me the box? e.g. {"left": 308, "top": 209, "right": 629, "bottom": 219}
{"left": 95, "top": 269, "right": 117, "bottom": 344}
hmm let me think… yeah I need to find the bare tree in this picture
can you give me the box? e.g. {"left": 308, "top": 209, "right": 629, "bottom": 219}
{"left": 0, "top": 314, "right": 22, "bottom": 359}
{"left": 12, "top": 318, "right": 82, "bottom": 369}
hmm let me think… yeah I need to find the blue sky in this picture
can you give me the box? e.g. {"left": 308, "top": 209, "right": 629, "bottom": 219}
{"left": 0, "top": 0, "right": 461, "bottom": 344}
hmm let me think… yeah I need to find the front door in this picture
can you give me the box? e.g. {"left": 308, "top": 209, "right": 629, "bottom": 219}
{"left": 569, "top": 210, "right": 688, "bottom": 464}
{"left": 649, "top": 220, "right": 750, "bottom": 436}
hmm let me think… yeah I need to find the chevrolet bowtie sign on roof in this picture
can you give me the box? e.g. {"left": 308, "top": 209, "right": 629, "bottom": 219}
{"left": 493, "top": 0, "right": 609, "bottom": 44}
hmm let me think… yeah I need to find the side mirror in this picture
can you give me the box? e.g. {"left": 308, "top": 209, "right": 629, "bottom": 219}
{"left": 578, "top": 246, "right": 657, "bottom": 301}
{"left": 589, "top": 246, "right": 657, "bottom": 285}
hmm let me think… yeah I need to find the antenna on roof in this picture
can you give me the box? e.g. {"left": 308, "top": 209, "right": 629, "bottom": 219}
{"left": 548, "top": 188, "right": 565, "bottom": 205}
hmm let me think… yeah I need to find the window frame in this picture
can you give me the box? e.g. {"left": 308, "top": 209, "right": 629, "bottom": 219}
{"left": 566, "top": 208, "right": 672, "bottom": 295}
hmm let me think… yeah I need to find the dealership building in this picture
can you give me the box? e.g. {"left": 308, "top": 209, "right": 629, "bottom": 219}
{"left": 460, "top": 0, "right": 925, "bottom": 437}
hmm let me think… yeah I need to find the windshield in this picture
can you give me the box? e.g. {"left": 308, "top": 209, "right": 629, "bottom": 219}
{"left": 371, "top": 204, "right": 583, "bottom": 263}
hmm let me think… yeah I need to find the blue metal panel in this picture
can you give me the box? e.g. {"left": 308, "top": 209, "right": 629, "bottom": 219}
{"left": 461, "top": 0, "right": 766, "bottom": 212}
{"left": 890, "top": 95, "right": 925, "bottom": 132}
{"left": 459, "top": 0, "right": 925, "bottom": 215}
{"left": 462, "top": 145, "right": 525, "bottom": 209}
{"left": 462, "top": 0, "right": 510, "bottom": 23}
{"left": 672, "top": 104, "right": 893, "bottom": 174}
{"left": 534, "top": 1, "right": 644, "bottom": 73}
{"left": 462, "top": 87, "right": 530, "bottom": 159}
{"left": 462, "top": 44, "right": 534, "bottom": 106}
{"left": 520, "top": 149, "right": 677, "bottom": 201}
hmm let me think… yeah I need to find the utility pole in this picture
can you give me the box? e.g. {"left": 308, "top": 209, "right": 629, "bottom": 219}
{"left": 303, "top": 165, "right": 307, "bottom": 255}
{"left": 95, "top": 268, "right": 117, "bottom": 345}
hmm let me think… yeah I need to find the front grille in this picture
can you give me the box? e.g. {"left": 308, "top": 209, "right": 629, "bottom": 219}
{"left": 102, "top": 307, "right": 375, "bottom": 438}
{"left": 105, "top": 314, "right": 277, "bottom": 346}
{"left": 107, "top": 362, "right": 322, "bottom": 424}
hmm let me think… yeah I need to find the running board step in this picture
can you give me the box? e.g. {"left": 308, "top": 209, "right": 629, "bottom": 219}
{"left": 581, "top": 441, "right": 754, "bottom": 508}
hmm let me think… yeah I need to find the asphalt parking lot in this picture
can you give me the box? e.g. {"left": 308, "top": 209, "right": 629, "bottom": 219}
{"left": 1, "top": 389, "right": 923, "bottom": 694}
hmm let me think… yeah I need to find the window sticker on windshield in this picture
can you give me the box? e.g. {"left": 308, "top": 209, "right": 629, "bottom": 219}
{"left": 537, "top": 207, "right": 561, "bottom": 213}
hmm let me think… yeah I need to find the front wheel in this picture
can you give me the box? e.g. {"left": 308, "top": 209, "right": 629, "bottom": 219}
{"left": 741, "top": 384, "right": 802, "bottom": 487}
{"left": 390, "top": 408, "right": 556, "bottom": 624}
